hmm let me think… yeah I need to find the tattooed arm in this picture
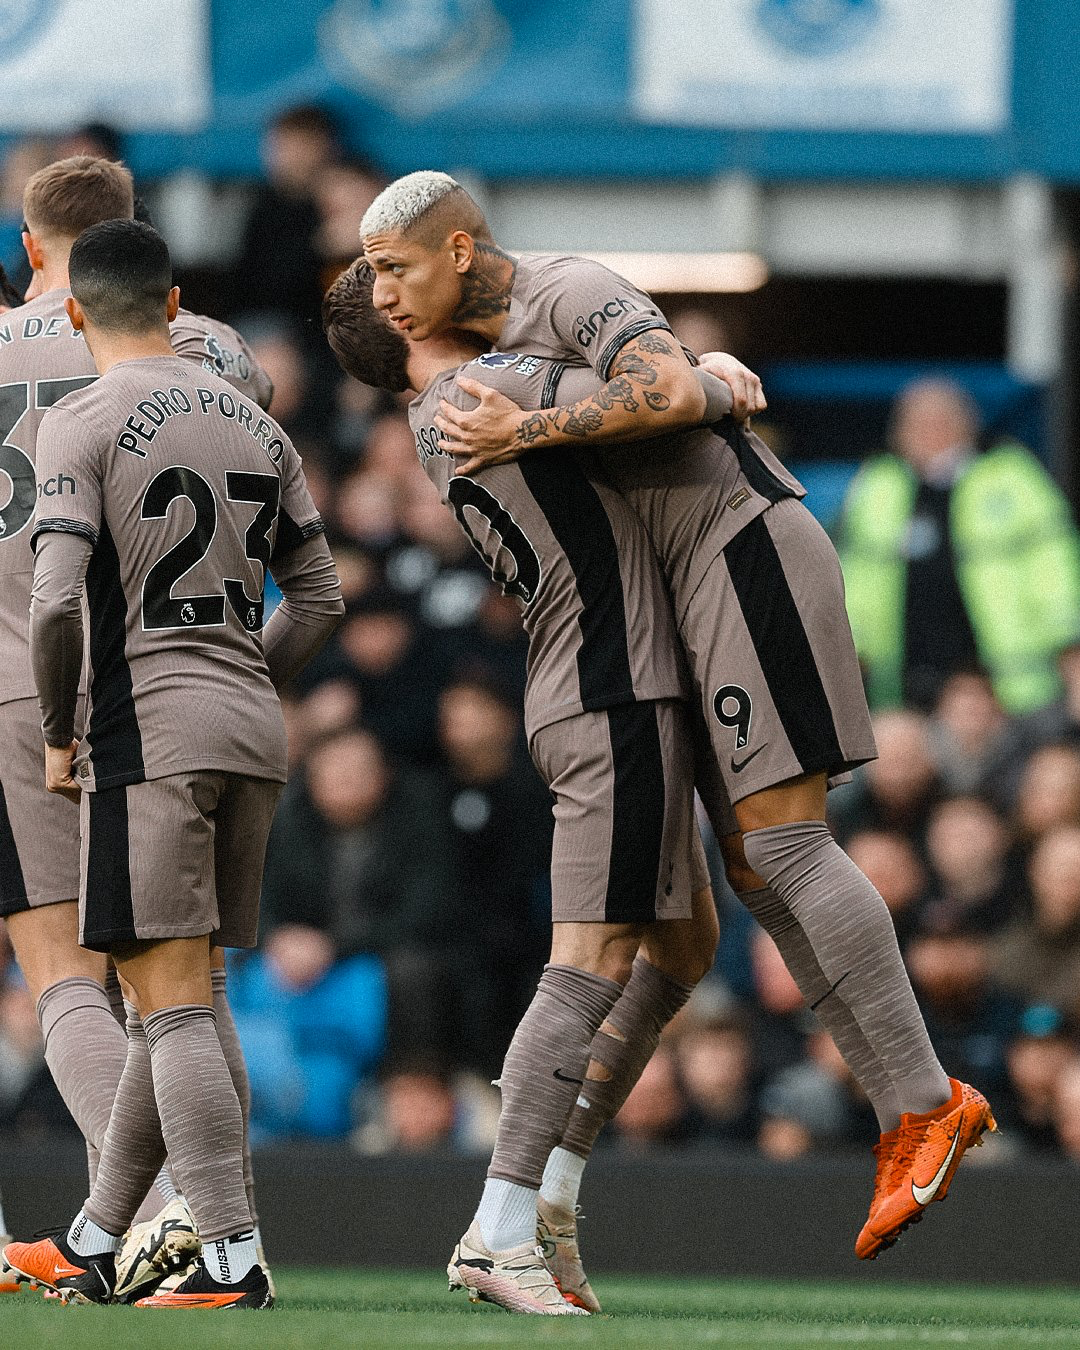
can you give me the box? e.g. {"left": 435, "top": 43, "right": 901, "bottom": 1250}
{"left": 436, "top": 332, "right": 707, "bottom": 474}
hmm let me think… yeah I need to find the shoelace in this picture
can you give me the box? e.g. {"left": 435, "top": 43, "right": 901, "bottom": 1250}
{"left": 541, "top": 1207, "right": 584, "bottom": 1243}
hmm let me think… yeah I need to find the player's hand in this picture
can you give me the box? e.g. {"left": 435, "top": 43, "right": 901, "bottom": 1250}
{"left": 45, "top": 740, "right": 81, "bottom": 802}
{"left": 697, "top": 352, "right": 767, "bottom": 420}
{"left": 436, "top": 378, "right": 529, "bottom": 476}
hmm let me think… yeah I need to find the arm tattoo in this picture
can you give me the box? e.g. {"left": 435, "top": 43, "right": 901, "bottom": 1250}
{"left": 645, "top": 391, "right": 671, "bottom": 411}
{"left": 609, "top": 347, "right": 660, "bottom": 386}
{"left": 453, "top": 244, "right": 517, "bottom": 322}
{"left": 564, "top": 405, "right": 604, "bottom": 437}
{"left": 594, "top": 375, "right": 640, "bottom": 412}
{"left": 638, "top": 332, "right": 674, "bottom": 355}
{"left": 517, "top": 413, "right": 552, "bottom": 445}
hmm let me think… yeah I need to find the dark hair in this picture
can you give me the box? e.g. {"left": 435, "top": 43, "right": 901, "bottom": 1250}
{"left": 271, "top": 103, "right": 339, "bottom": 141}
{"left": 322, "top": 259, "right": 410, "bottom": 393}
{"left": 0, "top": 262, "right": 22, "bottom": 310}
{"left": 69, "top": 218, "right": 172, "bottom": 333}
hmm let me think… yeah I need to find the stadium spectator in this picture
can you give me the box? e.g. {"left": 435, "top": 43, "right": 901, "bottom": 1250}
{"left": 1050, "top": 1057, "right": 1080, "bottom": 1160}
{"left": 434, "top": 678, "right": 552, "bottom": 1073}
{"left": 832, "top": 708, "right": 939, "bottom": 844}
{"left": 927, "top": 670, "right": 1016, "bottom": 806}
{"left": 838, "top": 376, "right": 1080, "bottom": 714}
{"left": 1003, "top": 1009, "right": 1077, "bottom": 1151}
{"left": 905, "top": 916, "right": 1021, "bottom": 1098}
{"left": 1014, "top": 744, "right": 1080, "bottom": 841}
{"left": 758, "top": 1031, "right": 875, "bottom": 1159}
{"left": 674, "top": 1005, "right": 759, "bottom": 1145}
{"left": 235, "top": 104, "right": 341, "bottom": 331}
{"left": 260, "top": 726, "right": 467, "bottom": 1067}
{"left": 921, "top": 796, "right": 1019, "bottom": 936}
{"left": 609, "top": 1045, "right": 694, "bottom": 1151}
{"left": 992, "top": 826, "right": 1080, "bottom": 1019}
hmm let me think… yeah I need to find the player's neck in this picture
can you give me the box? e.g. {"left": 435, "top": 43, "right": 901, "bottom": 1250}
{"left": 408, "top": 335, "right": 486, "bottom": 391}
{"left": 83, "top": 326, "right": 174, "bottom": 374}
{"left": 451, "top": 242, "right": 516, "bottom": 343}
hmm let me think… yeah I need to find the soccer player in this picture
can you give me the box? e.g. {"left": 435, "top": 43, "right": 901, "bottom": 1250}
{"left": 359, "top": 172, "right": 996, "bottom": 1263}
{"left": 3, "top": 219, "right": 342, "bottom": 1308}
{"left": 325, "top": 261, "right": 740, "bottom": 1313}
{"left": 0, "top": 156, "right": 277, "bottom": 1299}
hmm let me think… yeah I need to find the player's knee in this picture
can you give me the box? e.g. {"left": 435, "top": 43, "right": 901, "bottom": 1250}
{"left": 719, "top": 831, "right": 764, "bottom": 895}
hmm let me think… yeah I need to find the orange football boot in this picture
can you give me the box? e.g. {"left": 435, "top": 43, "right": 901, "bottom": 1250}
{"left": 2, "top": 1231, "right": 115, "bottom": 1303}
{"left": 135, "top": 1259, "right": 272, "bottom": 1309}
{"left": 856, "top": 1078, "right": 996, "bottom": 1260}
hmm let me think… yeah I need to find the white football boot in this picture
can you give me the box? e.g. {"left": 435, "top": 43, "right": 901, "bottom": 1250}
{"left": 448, "top": 1220, "right": 587, "bottom": 1315}
{"left": 536, "top": 1197, "right": 601, "bottom": 1313}
{"left": 114, "top": 1196, "right": 200, "bottom": 1302}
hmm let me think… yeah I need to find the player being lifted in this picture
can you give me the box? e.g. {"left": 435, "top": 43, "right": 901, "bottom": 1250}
{"left": 0, "top": 156, "right": 278, "bottom": 1299}
{"left": 326, "top": 261, "right": 746, "bottom": 1313}
{"left": 359, "top": 172, "right": 996, "bottom": 1267}
{"left": 4, "top": 220, "right": 343, "bottom": 1308}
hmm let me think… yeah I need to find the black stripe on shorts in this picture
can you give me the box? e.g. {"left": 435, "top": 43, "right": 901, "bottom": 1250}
{"left": 86, "top": 520, "right": 145, "bottom": 789}
{"left": 605, "top": 702, "right": 667, "bottom": 924}
{"left": 83, "top": 786, "right": 136, "bottom": 952}
{"left": 724, "top": 514, "right": 844, "bottom": 776}
{"left": 0, "top": 776, "right": 29, "bottom": 916}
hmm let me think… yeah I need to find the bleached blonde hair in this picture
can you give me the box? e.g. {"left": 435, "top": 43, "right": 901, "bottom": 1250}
{"left": 360, "top": 170, "right": 461, "bottom": 239}
{"left": 359, "top": 170, "right": 491, "bottom": 246}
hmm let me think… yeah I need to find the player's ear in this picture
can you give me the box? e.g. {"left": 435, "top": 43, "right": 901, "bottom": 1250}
{"left": 21, "top": 230, "right": 43, "bottom": 273}
{"left": 450, "top": 231, "right": 475, "bottom": 273}
{"left": 165, "top": 286, "right": 180, "bottom": 323}
{"left": 64, "top": 295, "right": 85, "bottom": 332}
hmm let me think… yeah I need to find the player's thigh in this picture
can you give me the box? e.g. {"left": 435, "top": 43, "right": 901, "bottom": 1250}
{"left": 530, "top": 699, "right": 698, "bottom": 927}
{"left": 212, "top": 775, "right": 282, "bottom": 952}
{"left": 680, "top": 498, "right": 876, "bottom": 810}
{"left": 79, "top": 771, "right": 222, "bottom": 957}
{"left": 0, "top": 698, "right": 82, "bottom": 913}
{"left": 6, "top": 902, "right": 106, "bottom": 1001}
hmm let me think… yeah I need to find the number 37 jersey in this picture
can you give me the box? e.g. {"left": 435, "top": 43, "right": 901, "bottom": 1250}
{"left": 409, "top": 356, "right": 687, "bottom": 741}
{"left": 32, "top": 355, "right": 323, "bottom": 791}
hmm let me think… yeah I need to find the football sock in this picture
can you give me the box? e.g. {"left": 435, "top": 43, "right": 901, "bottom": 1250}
{"left": 37, "top": 977, "right": 128, "bottom": 1173}
{"left": 475, "top": 1179, "right": 540, "bottom": 1251}
{"left": 211, "top": 967, "right": 258, "bottom": 1228}
{"left": 201, "top": 1230, "right": 258, "bottom": 1284}
{"left": 143, "top": 1004, "right": 251, "bottom": 1244}
{"left": 84, "top": 1006, "right": 167, "bottom": 1236}
{"left": 554, "top": 955, "right": 694, "bottom": 1181}
{"left": 103, "top": 963, "right": 125, "bottom": 1027}
{"left": 485, "top": 964, "right": 622, "bottom": 1209}
{"left": 738, "top": 885, "right": 897, "bottom": 1130}
{"left": 67, "top": 1209, "right": 121, "bottom": 1255}
{"left": 742, "top": 821, "right": 951, "bottom": 1129}
{"left": 540, "top": 1148, "right": 587, "bottom": 1214}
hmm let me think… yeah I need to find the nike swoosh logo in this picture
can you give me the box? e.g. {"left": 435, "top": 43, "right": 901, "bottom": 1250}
{"left": 553, "top": 1068, "right": 584, "bottom": 1085}
{"left": 911, "top": 1130, "right": 960, "bottom": 1205}
{"left": 731, "top": 745, "right": 766, "bottom": 774}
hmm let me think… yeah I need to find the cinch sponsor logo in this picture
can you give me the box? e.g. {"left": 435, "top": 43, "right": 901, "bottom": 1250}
{"left": 574, "top": 297, "right": 645, "bottom": 348}
{"left": 37, "top": 473, "right": 76, "bottom": 497}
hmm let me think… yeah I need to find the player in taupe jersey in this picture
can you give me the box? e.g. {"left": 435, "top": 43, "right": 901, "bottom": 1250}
{"left": 0, "top": 155, "right": 279, "bottom": 1299}
{"left": 359, "top": 171, "right": 996, "bottom": 1274}
{"left": 4, "top": 220, "right": 342, "bottom": 1309}
{"left": 325, "top": 262, "right": 744, "bottom": 1314}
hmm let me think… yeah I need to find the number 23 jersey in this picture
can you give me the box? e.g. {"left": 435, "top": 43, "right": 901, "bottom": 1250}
{"left": 32, "top": 355, "right": 323, "bottom": 790}
{"left": 409, "top": 355, "right": 687, "bottom": 741}
{"left": 0, "top": 288, "right": 272, "bottom": 707}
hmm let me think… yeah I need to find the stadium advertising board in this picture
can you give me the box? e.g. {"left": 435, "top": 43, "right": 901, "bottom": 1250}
{"left": 633, "top": 0, "right": 1012, "bottom": 132}
{"left": 0, "top": 0, "right": 209, "bottom": 130}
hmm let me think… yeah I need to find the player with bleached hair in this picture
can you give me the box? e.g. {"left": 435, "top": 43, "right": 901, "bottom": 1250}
{"left": 356, "top": 171, "right": 995, "bottom": 1295}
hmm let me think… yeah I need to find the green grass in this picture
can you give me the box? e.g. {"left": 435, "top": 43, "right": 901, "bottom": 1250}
{"left": 3, "top": 1269, "right": 1079, "bottom": 1350}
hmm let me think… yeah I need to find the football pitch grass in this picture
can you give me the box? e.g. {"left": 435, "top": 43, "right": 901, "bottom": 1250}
{"left": 2, "top": 1269, "right": 1079, "bottom": 1349}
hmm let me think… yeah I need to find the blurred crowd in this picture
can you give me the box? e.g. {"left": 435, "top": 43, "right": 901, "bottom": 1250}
{"left": 3, "top": 110, "right": 1080, "bottom": 1168}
